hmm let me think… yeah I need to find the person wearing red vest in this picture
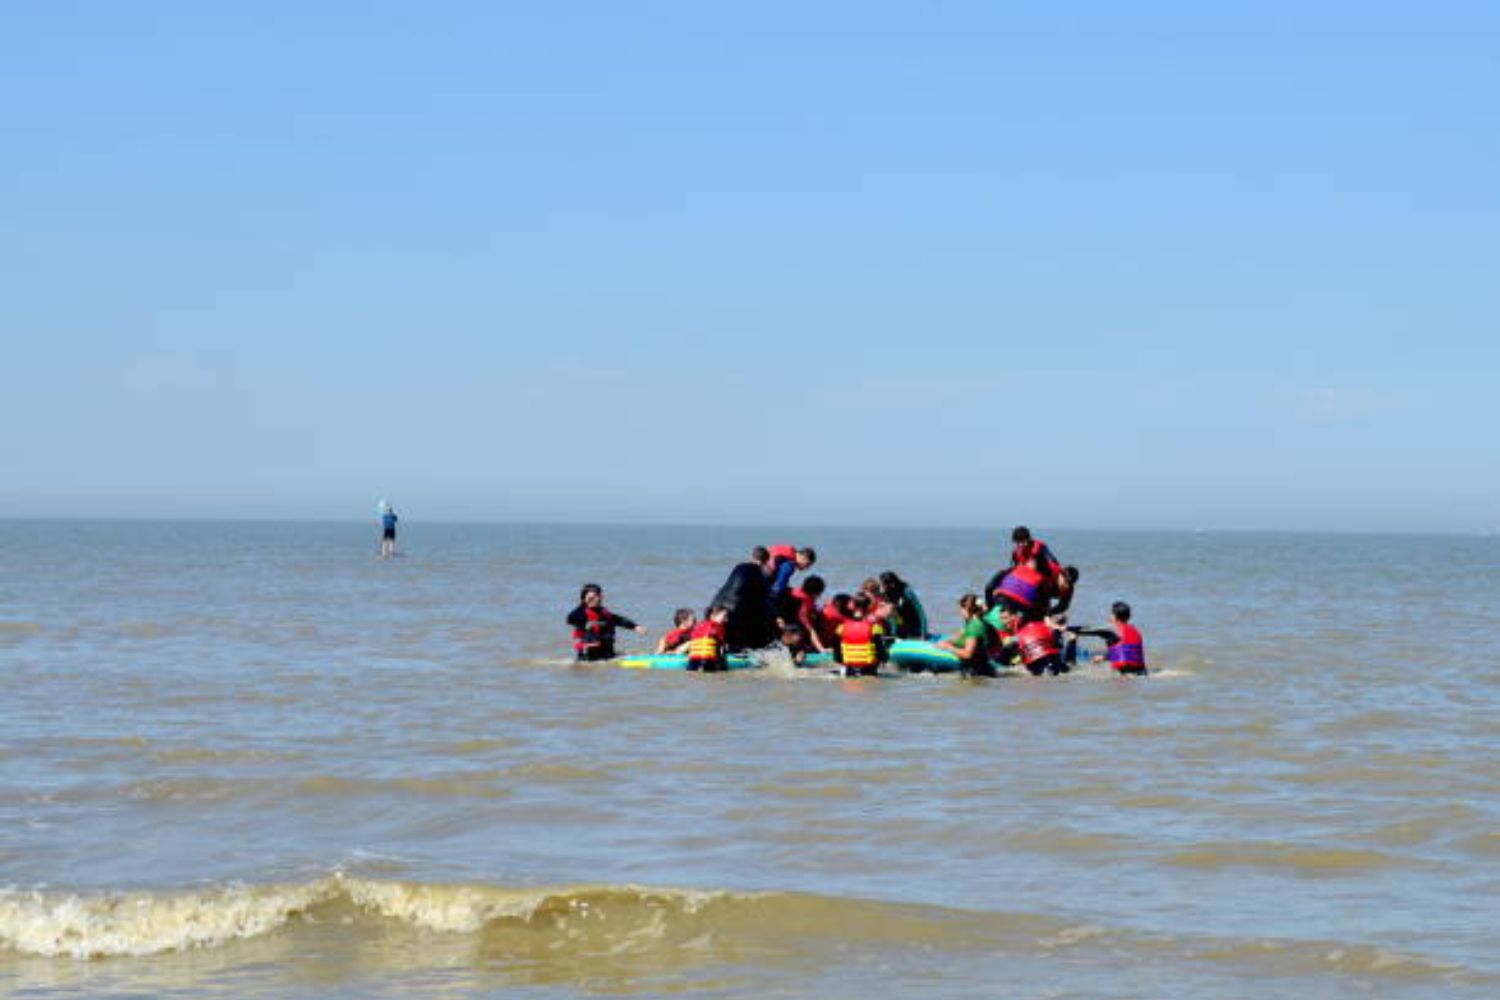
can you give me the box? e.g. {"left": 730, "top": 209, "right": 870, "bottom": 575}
{"left": 777, "top": 575, "right": 829, "bottom": 653}
{"left": 765, "top": 544, "right": 817, "bottom": 602}
{"left": 656, "top": 608, "right": 698, "bottom": 654}
{"left": 566, "top": 584, "right": 646, "bottom": 661}
{"left": 836, "top": 601, "right": 885, "bottom": 677}
{"left": 1009, "top": 526, "right": 1064, "bottom": 578}
{"left": 988, "top": 526, "right": 1074, "bottom": 616}
{"left": 687, "top": 606, "right": 730, "bottom": 672}
{"left": 1068, "top": 601, "right": 1148, "bottom": 676}
{"left": 997, "top": 607, "right": 1068, "bottom": 676}
{"left": 990, "top": 561, "right": 1049, "bottom": 617}
{"left": 818, "top": 593, "right": 854, "bottom": 653}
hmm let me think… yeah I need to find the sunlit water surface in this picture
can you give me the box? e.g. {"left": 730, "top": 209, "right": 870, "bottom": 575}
{"left": 2, "top": 521, "right": 1496, "bottom": 998}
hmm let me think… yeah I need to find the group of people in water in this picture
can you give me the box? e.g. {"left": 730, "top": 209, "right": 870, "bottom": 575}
{"left": 566, "top": 528, "right": 1149, "bottom": 678}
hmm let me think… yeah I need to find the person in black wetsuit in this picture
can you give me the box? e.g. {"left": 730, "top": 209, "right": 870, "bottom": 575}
{"left": 565, "top": 584, "right": 646, "bottom": 661}
{"left": 879, "top": 571, "right": 929, "bottom": 639}
{"left": 708, "top": 558, "right": 774, "bottom": 651}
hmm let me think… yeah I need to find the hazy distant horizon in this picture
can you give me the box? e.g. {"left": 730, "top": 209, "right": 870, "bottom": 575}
{"left": 3, "top": 508, "right": 1494, "bottom": 538}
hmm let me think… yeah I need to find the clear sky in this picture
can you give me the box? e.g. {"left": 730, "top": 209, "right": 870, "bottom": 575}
{"left": 3, "top": 2, "right": 1496, "bottom": 531}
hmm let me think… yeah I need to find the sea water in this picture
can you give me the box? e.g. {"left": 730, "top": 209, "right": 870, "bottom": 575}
{"left": 1, "top": 520, "right": 1496, "bottom": 998}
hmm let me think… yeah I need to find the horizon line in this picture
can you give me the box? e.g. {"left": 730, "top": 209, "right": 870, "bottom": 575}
{"left": 0, "top": 513, "right": 1492, "bottom": 540}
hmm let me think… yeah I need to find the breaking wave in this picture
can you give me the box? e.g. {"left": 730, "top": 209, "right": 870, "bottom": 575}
{"left": 0, "top": 876, "right": 1488, "bottom": 989}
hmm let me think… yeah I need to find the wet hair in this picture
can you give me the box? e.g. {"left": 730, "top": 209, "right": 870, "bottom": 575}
{"left": 1012, "top": 526, "right": 1032, "bottom": 544}
{"left": 860, "top": 577, "right": 881, "bottom": 596}
{"left": 879, "top": 571, "right": 906, "bottom": 598}
{"left": 957, "top": 593, "right": 985, "bottom": 618}
{"left": 830, "top": 593, "right": 854, "bottom": 616}
{"left": 673, "top": 608, "right": 695, "bottom": 626}
{"left": 802, "top": 574, "right": 827, "bottom": 597}
{"left": 1112, "top": 601, "right": 1132, "bottom": 622}
{"left": 751, "top": 546, "right": 770, "bottom": 564}
{"left": 579, "top": 583, "right": 603, "bottom": 602}
{"left": 797, "top": 547, "right": 817, "bottom": 564}
{"left": 1065, "top": 566, "right": 1080, "bottom": 584}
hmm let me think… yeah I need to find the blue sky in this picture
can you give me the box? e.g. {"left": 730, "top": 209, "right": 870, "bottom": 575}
{"left": 2, "top": 2, "right": 1496, "bottom": 531}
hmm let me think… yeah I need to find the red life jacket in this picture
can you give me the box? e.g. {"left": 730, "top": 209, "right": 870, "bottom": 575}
{"left": 838, "top": 620, "right": 879, "bottom": 667}
{"left": 818, "top": 604, "right": 847, "bottom": 644}
{"left": 1016, "top": 620, "right": 1060, "bottom": 666}
{"left": 1106, "top": 623, "right": 1147, "bottom": 672}
{"left": 1012, "top": 539, "right": 1064, "bottom": 580}
{"left": 661, "top": 625, "right": 693, "bottom": 651}
{"left": 768, "top": 543, "right": 797, "bottom": 566}
{"left": 996, "top": 564, "right": 1046, "bottom": 608}
{"left": 687, "top": 621, "right": 725, "bottom": 664}
{"left": 573, "top": 606, "right": 616, "bottom": 651}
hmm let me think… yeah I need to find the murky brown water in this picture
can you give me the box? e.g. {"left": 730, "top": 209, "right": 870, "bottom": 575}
{"left": 2, "top": 521, "right": 1496, "bottom": 998}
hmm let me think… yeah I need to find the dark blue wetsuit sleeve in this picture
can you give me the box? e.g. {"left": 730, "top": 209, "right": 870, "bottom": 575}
{"left": 769, "top": 560, "right": 796, "bottom": 597}
{"left": 906, "top": 588, "right": 929, "bottom": 638}
{"left": 609, "top": 612, "right": 638, "bottom": 631}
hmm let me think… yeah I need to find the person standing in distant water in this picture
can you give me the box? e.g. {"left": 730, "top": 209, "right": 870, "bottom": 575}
{"left": 378, "top": 501, "right": 399, "bottom": 559}
{"left": 566, "top": 584, "right": 647, "bottom": 661}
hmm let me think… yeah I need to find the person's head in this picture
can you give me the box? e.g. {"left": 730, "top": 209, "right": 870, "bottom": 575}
{"left": 852, "top": 593, "right": 872, "bottom": 618}
{"left": 1065, "top": 565, "right": 1080, "bottom": 585}
{"left": 580, "top": 584, "right": 603, "bottom": 606}
{"left": 1012, "top": 526, "right": 1032, "bottom": 545}
{"left": 1111, "top": 601, "right": 1132, "bottom": 623}
{"left": 802, "top": 574, "right": 826, "bottom": 598}
{"left": 751, "top": 546, "right": 770, "bottom": 566}
{"left": 860, "top": 577, "right": 882, "bottom": 598}
{"left": 831, "top": 593, "right": 854, "bottom": 616}
{"left": 878, "top": 571, "right": 906, "bottom": 598}
{"left": 708, "top": 604, "right": 731, "bottom": 624}
{"left": 999, "top": 606, "right": 1021, "bottom": 630}
{"left": 673, "top": 608, "right": 696, "bottom": 628}
{"left": 795, "top": 547, "right": 817, "bottom": 570}
{"left": 781, "top": 624, "right": 807, "bottom": 648}
{"left": 957, "top": 593, "right": 984, "bottom": 620}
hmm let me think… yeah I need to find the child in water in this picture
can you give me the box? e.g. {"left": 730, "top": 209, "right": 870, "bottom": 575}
{"left": 819, "top": 593, "right": 854, "bottom": 661}
{"left": 836, "top": 594, "right": 885, "bottom": 677}
{"left": 780, "top": 623, "right": 814, "bottom": 665}
{"left": 1067, "top": 601, "right": 1148, "bottom": 676}
{"left": 656, "top": 608, "right": 697, "bottom": 654}
{"left": 687, "top": 605, "right": 731, "bottom": 672}
{"left": 860, "top": 577, "right": 894, "bottom": 631}
{"left": 566, "top": 584, "right": 647, "bottom": 661}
